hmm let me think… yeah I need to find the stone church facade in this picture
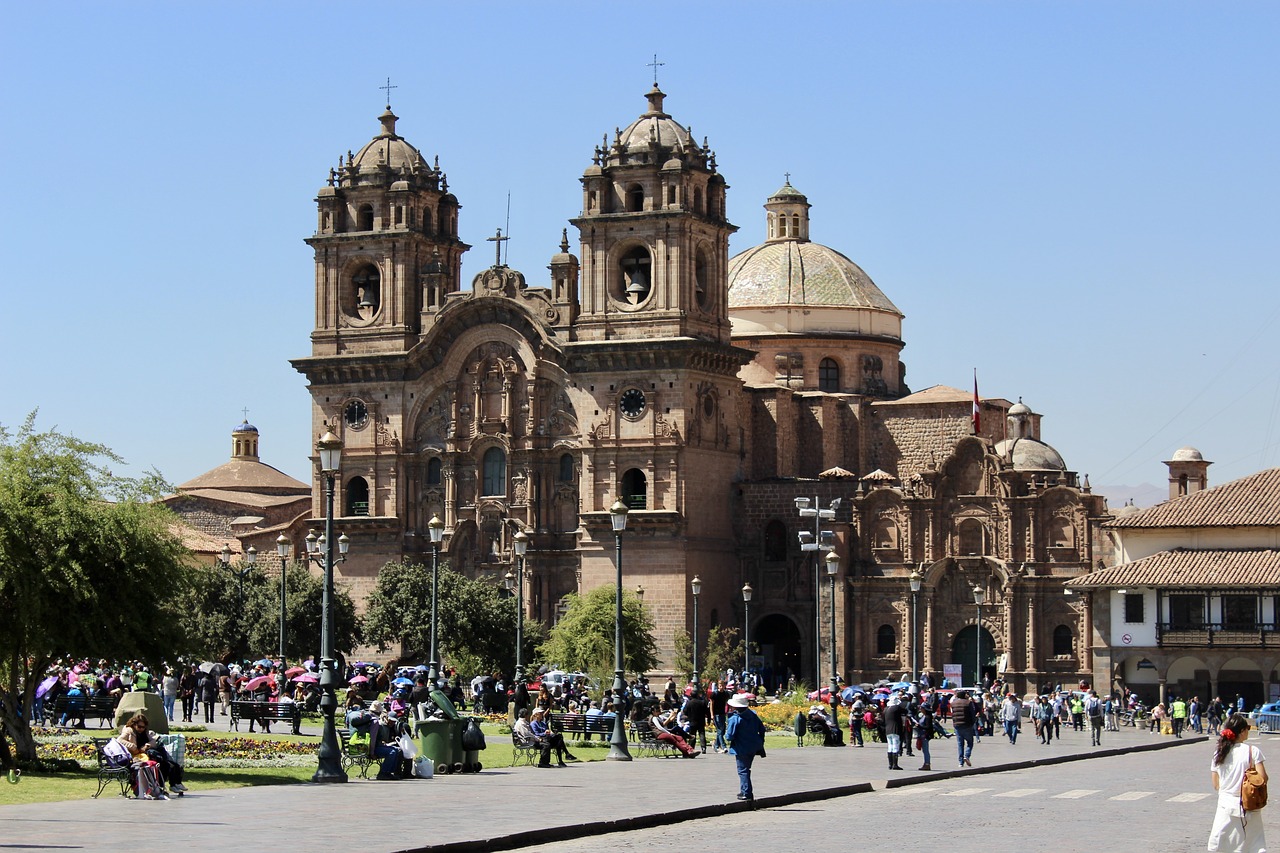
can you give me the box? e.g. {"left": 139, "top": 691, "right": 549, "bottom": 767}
{"left": 290, "top": 85, "right": 1109, "bottom": 694}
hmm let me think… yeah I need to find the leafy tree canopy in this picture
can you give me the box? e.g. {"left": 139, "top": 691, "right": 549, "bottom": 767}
{"left": 0, "top": 413, "right": 192, "bottom": 764}
{"left": 673, "top": 624, "right": 743, "bottom": 686}
{"left": 537, "top": 585, "right": 658, "bottom": 680}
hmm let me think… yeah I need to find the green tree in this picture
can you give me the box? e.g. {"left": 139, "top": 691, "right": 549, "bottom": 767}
{"left": 361, "top": 560, "right": 542, "bottom": 678}
{"left": 0, "top": 414, "right": 193, "bottom": 766}
{"left": 242, "top": 561, "right": 359, "bottom": 666}
{"left": 673, "top": 625, "right": 743, "bottom": 685}
{"left": 537, "top": 585, "right": 658, "bottom": 681}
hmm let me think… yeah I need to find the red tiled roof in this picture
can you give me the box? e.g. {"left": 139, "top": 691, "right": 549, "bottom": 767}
{"left": 1065, "top": 548, "right": 1280, "bottom": 588}
{"left": 1106, "top": 468, "right": 1280, "bottom": 529}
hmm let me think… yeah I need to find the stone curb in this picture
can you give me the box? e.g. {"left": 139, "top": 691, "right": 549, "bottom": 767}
{"left": 395, "top": 736, "right": 1207, "bottom": 853}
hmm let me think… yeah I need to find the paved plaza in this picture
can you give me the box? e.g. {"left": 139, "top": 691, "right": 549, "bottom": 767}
{"left": 0, "top": 725, "right": 1239, "bottom": 852}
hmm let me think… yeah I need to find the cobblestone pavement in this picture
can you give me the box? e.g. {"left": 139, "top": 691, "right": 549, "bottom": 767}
{"left": 0, "top": 725, "right": 1233, "bottom": 852}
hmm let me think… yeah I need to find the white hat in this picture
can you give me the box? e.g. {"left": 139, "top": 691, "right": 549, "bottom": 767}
{"left": 727, "top": 694, "right": 750, "bottom": 709}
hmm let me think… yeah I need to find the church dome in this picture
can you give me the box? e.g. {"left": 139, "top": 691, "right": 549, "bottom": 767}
{"left": 232, "top": 420, "right": 258, "bottom": 434}
{"left": 1171, "top": 446, "right": 1204, "bottom": 462}
{"left": 606, "top": 86, "right": 704, "bottom": 167}
{"left": 350, "top": 107, "right": 427, "bottom": 174}
{"left": 993, "top": 437, "right": 1068, "bottom": 472}
{"left": 728, "top": 240, "right": 899, "bottom": 312}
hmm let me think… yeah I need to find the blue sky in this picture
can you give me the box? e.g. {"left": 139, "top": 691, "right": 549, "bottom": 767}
{"left": 3, "top": 2, "right": 1277, "bottom": 503}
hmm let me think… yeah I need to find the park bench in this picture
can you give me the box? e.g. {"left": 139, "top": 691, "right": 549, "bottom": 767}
{"left": 229, "top": 699, "right": 301, "bottom": 733}
{"left": 50, "top": 694, "right": 117, "bottom": 728}
{"left": 510, "top": 730, "right": 542, "bottom": 766}
{"left": 630, "top": 719, "right": 681, "bottom": 758}
{"left": 337, "top": 727, "right": 375, "bottom": 778}
{"left": 91, "top": 737, "right": 132, "bottom": 798}
{"left": 552, "top": 712, "right": 614, "bottom": 742}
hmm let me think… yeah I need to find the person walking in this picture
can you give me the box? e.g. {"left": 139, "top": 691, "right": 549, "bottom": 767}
{"left": 1000, "top": 692, "right": 1021, "bottom": 744}
{"left": 1171, "top": 695, "right": 1189, "bottom": 738}
{"left": 915, "top": 700, "right": 934, "bottom": 771}
{"left": 1085, "top": 690, "right": 1104, "bottom": 746}
{"left": 710, "top": 682, "right": 731, "bottom": 753}
{"left": 951, "top": 688, "right": 977, "bottom": 767}
{"left": 1207, "top": 713, "right": 1267, "bottom": 853}
{"left": 848, "top": 696, "right": 865, "bottom": 747}
{"left": 725, "top": 694, "right": 766, "bottom": 802}
{"left": 1035, "top": 696, "right": 1055, "bottom": 745}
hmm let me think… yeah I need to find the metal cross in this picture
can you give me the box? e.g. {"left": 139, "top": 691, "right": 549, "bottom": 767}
{"left": 380, "top": 77, "right": 398, "bottom": 108}
{"left": 784, "top": 171, "right": 791, "bottom": 184}
{"left": 647, "top": 54, "right": 665, "bottom": 86}
{"left": 242, "top": 407, "right": 250, "bottom": 421}
{"left": 486, "top": 228, "right": 509, "bottom": 267}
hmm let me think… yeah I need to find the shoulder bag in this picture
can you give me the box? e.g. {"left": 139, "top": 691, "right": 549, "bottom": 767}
{"left": 1242, "top": 746, "right": 1268, "bottom": 812}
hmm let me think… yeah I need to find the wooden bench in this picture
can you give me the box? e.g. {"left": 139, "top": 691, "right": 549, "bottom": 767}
{"left": 338, "top": 728, "right": 375, "bottom": 779}
{"left": 553, "top": 712, "right": 615, "bottom": 741}
{"left": 631, "top": 720, "right": 681, "bottom": 758}
{"left": 90, "top": 737, "right": 132, "bottom": 799}
{"left": 229, "top": 700, "right": 301, "bottom": 732}
{"left": 50, "top": 695, "right": 117, "bottom": 728}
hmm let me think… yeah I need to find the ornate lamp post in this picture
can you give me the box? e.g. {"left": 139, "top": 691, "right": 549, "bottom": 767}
{"left": 312, "top": 430, "right": 348, "bottom": 783}
{"left": 796, "top": 496, "right": 840, "bottom": 690}
{"left": 742, "top": 582, "right": 753, "bottom": 678}
{"left": 607, "top": 500, "right": 632, "bottom": 761}
{"left": 509, "top": 529, "right": 528, "bottom": 686}
{"left": 690, "top": 575, "right": 702, "bottom": 692}
{"left": 909, "top": 567, "right": 923, "bottom": 683}
{"left": 972, "top": 583, "right": 987, "bottom": 688}
{"left": 427, "top": 514, "right": 445, "bottom": 689}
{"left": 826, "top": 550, "right": 840, "bottom": 697}
{"left": 275, "top": 534, "right": 291, "bottom": 682}
{"left": 216, "top": 543, "right": 256, "bottom": 662}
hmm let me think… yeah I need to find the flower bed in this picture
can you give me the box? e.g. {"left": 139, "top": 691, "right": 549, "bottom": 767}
{"left": 38, "top": 734, "right": 319, "bottom": 769}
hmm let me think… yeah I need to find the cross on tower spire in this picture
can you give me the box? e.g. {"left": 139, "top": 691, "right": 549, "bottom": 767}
{"left": 241, "top": 406, "right": 250, "bottom": 421}
{"left": 486, "top": 228, "right": 509, "bottom": 268}
{"left": 784, "top": 171, "right": 791, "bottom": 184}
{"left": 379, "top": 77, "right": 398, "bottom": 108}
{"left": 647, "top": 53, "right": 665, "bottom": 86}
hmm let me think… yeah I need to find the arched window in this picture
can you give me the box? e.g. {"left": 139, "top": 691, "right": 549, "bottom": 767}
{"left": 621, "top": 468, "right": 647, "bottom": 510}
{"left": 957, "top": 518, "right": 985, "bottom": 556}
{"left": 763, "top": 520, "right": 787, "bottom": 561}
{"left": 346, "top": 476, "right": 370, "bottom": 516}
{"left": 876, "top": 625, "right": 897, "bottom": 655}
{"left": 1052, "top": 625, "right": 1074, "bottom": 656}
{"left": 618, "top": 246, "right": 652, "bottom": 305}
{"left": 818, "top": 358, "right": 840, "bottom": 392}
{"left": 778, "top": 215, "right": 788, "bottom": 237}
{"left": 694, "top": 247, "right": 709, "bottom": 308}
{"left": 357, "top": 203, "right": 374, "bottom": 231}
{"left": 625, "top": 183, "right": 644, "bottom": 212}
{"left": 791, "top": 214, "right": 801, "bottom": 236}
{"left": 767, "top": 213, "right": 775, "bottom": 239}
{"left": 352, "top": 264, "right": 380, "bottom": 319}
{"left": 873, "top": 516, "right": 899, "bottom": 550}
{"left": 426, "top": 458, "right": 442, "bottom": 485}
{"left": 482, "top": 447, "right": 506, "bottom": 497}
{"left": 558, "top": 453, "right": 574, "bottom": 482}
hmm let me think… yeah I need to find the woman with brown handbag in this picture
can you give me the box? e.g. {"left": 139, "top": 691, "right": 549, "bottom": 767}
{"left": 1208, "top": 712, "right": 1268, "bottom": 852}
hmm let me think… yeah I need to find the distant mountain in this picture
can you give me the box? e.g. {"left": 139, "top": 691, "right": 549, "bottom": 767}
{"left": 1093, "top": 482, "right": 1166, "bottom": 510}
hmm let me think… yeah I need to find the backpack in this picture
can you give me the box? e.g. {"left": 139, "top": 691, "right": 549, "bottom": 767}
{"left": 134, "top": 761, "right": 166, "bottom": 799}
{"left": 1243, "top": 747, "right": 1268, "bottom": 811}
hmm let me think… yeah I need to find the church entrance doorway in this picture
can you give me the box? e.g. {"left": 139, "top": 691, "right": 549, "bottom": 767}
{"left": 951, "top": 625, "right": 997, "bottom": 687}
{"left": 751, "top": 614, "right": 802, "bottom": 695}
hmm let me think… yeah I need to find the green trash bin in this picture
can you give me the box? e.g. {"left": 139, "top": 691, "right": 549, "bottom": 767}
{"left": 414, "top": 689, "right": 466, "bottom": 774}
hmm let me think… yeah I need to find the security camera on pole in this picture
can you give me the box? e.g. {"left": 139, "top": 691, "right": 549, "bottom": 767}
{"left": 795, "top": 496, "right": 840, "bottom": 691}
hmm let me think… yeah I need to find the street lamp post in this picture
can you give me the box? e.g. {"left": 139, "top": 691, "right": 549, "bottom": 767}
{"left": 427, "top": 515, "right": 445, "bottom": 690}
{"left": 607, "top": 500, "right": 632, "bottom": 761}
{"left": 796, "top": 496, "right": 840, "bottom": 691}
{"left": 275, "top": 534, "right": 291, "bottom": 684}
{"left": 510, "top": 530, "right": 528, "bottom": 687}
{"left": 216, "top": 543, "right": 256, "bottom": 663}
{"left": 826, "top": 550, "right": 840, "bottom": 696}
{"left": 742, "top": 583, "right": 753, "bottom": 678}
{"left": 972, "top": 583, "right": 987, "bottom": 688}
{"left": 691, "top": 575, "right": 702, "bottom": 693}
{"left": 909, "top": 567, "right": 923, "bottom": 683}
{"left": 311, "top": 430, "right": 349, "bottom": 783}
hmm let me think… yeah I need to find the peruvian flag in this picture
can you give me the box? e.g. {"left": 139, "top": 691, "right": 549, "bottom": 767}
{"left": 972, "top": 370, "right": 980, "bottom": 434}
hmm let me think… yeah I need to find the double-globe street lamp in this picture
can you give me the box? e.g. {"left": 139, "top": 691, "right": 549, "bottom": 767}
{"left": 427, "top": 514, "right": 445, "bottom": 690}
{"left": 505, "top": 530, "right": 529, "bottom": 687}
{"left": 825, "top": 550, "right": 839, "bottom": 697}
{"left": 972, "top": 583, "right": 986, "bottom": 689}
{"left": 216, "top": 543, "right": 256, "bottom": 662}
{"left": 796, "top": 496, "right": 840, "bottom": 689}
{"left": 607, "top": 500, "right": 632, "bottom": 761}
{"left": 275, "top": 534, "right": 291, "bottom": 687}
{"left": 741, "top": 582, "right": 753, "bottom": 678}
{"left": 690, "top": 575, "right": 702, "bottom": 693}
{"left": 308, "top": 430, "right": 351, "bottom": 783}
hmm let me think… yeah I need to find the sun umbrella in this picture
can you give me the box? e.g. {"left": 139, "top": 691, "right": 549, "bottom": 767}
{"left": 199, "top": 662, "right": 218, "bottom": 674}
{"left": 243, "top": 675, "right": 273, "bottom": 691}
{"left": 292, "top": 673, "right": 319, "bottom": 684}
{"left": 348, "top": 675, "right": 369, "bottom": 684}
{"left": 254, "top": 658, "right": 274, "bottom": 668}
{"left": 285, "top": 666, "right": 306, "bottom": 678}
{"left": 391, "top": 677, "right": 413, "bottom": 687}
{"left": 36, "top": 676, "right": 58, "bottom": 699}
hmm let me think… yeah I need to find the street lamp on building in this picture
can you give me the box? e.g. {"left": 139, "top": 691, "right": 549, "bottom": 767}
{"left": 796, "top": 496, "right": 840, "bottom": 690}
{"left": 275, "top": 534, "right": 291, "bottom": 682}
{"left": 826, "top": 550, "right": 840, "bottom": 696}
{"left": 742, "top": 582, "right": 753, "bottom": 678}
{"left": 216, "top": 543, "right": 256, "bottom": 662}
{"left": 909, "top": 567, "right": 923, "bottom": 683}
{"left": 311, "top": 430, "right": 348, "bottom": 783}
{"left": 690, "top": 575, "right": 702, "bottom": 692}
{"left": 509, "top": 529, "right": 528, "bottom": 687}
{"left": 427, "top": 514, "right": 445, "bottom": 690}
{"left": 607, "top": 500, "right": 632, "bottom": 761}
{"left": 972, "top": 583, "right": 987, "bottom": 688}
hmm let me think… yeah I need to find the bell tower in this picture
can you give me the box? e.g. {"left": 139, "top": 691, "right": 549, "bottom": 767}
{"left": 306, "top": 105, "right": 469, "bottom": 357}
{"left": 571, "top": 85, "right": 736, "bottom": 344}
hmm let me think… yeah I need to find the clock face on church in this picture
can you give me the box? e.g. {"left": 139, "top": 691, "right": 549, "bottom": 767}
{"left": 619, "top": 388, "right": 646, "bottom": 419}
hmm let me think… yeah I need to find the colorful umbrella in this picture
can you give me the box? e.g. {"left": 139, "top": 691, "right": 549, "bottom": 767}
{"left": 348, "top": 675, "right": 369, "bottom": 684}
{"left": 285, "top": 666, "right": 306, "bottom": 678}
{"left": 391, "top": 677, "right": 413, "bottom": 687}
{"left": 292, "top": 673, "right": 319, "bottom": 684}
{"left": 243, "top": 675, "right": 274, "bottom": 691}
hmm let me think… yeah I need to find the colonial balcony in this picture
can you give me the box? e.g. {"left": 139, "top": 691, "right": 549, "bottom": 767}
{"left": 1157, "top": 622, "right": 1280, "bottom": 648}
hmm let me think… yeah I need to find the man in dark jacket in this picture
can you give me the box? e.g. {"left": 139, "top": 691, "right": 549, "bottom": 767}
{"left": 883, "top": 695, "right": 907, "bottom": 770}
{"left": 710, "top": 682, "right": 732, "bottom": 753}
{"left": 683, "top": 689, "right": 710, "bottom": 753}
{"left": 951, "top": 689, "right": 977, "bottom": 767}
{"left": 725, "top": 694, "right": 765, "bottom": 801}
